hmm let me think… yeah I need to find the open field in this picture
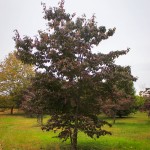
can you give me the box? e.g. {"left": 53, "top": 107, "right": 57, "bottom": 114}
{"left": 0, "top": 111, "right": 150, "bottom": 150}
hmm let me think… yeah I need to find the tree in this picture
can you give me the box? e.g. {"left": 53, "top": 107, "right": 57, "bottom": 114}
{"left": 101, "top": 68, "right": 136, "bottom": 123}
{"left": 21, "top": 83, "right": 46, "bottom": 124}
{"left": 0, "top": 51, "right": 34, "bottom": 114}
{"left": 141, "top": 97, "right": 150, "bottom": 117}
{"left": 14, "top": 1, "right": 136, "bottom": 149}
{"left": 0, "top": 95, "right": 13, "bottom": 112}
{"left": 135, "top": 95, "right": 145, "bottom": 110}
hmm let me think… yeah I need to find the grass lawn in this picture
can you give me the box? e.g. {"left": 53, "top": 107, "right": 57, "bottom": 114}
{"left": 0, "top": 110, "right": 150, "bottom": 150}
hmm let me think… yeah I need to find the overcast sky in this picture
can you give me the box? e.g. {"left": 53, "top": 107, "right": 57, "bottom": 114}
{"left": 0, "top": 0, "right": 150, "bottom": 93}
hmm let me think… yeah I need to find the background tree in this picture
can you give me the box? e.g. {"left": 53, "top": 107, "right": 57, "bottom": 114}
{"left": 21, "top": 79, "right": 47, "bottom": 124}
{"left": 0, "top": 51, "right": 34, "bottom": 114}
{"left": 101, "top": 67, "right": 136, "bottom": 123}
{"left": 141, "top": 97, "right": 150, "bottom": 117}
{"left": 14, "top": 0, "right": 136, "bottom": 149}
{"left": 0, "top": 95, "right": 13, "bottom": 112}
{"left": 134, "top": 95, "right": 145, "bottom": 111}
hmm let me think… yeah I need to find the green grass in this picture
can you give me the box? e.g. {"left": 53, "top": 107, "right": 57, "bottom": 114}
{"left": 0, "top": 111, "right": 150, "bottom": 150}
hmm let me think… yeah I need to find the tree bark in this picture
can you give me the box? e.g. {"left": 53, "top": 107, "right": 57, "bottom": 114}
{"left": 72, "top": 120, "right": 78, "bottom": 150}
{"left": 10, "top": 106, "right": 14, "bottom": 115}
{"left": 113, "top": 114, "right": 116, "bottom": 124}
{"left": 71, "top": 103, "right": 78, "bottom": 150}
{"left": 112, "top": 110, "right": 117, "bottom": 124}
{"left": 37, "top": 114, "right": 43, "bottom": 125}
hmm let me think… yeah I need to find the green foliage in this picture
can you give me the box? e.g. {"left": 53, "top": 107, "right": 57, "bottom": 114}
{"left": 135, "top": 95, "right": 145, "bottom": 110}
{"left": 0, "top": 95, "right": 14, "bottom": 109}
{"left": 0, "top": 51, "right": 34, "bottom": 112}
{"left": 14, "top": 0, "right": 136, "bottom": 149}
{"left": 101, "top": 68, "right": 136, "bottom": 120}
{"left": 141, "top": 96, "right": 150, "bottom": 117}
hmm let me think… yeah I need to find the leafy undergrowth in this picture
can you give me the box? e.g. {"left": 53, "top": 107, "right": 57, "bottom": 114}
{"left": 0, "top": 111, "right": 150, "bottom": 150}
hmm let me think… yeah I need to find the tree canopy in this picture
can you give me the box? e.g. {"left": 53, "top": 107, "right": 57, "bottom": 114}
{"left": 141, "top": 96, "right": 150, "bottom": 117}
{"left": 101, "top": 69, "right": 136, "bottom": 122}
{"left": 0, "top": 51, "right": 34, "bottom": 113}
{"left": 14, "top": 0, "right": 136, "bottom": 149}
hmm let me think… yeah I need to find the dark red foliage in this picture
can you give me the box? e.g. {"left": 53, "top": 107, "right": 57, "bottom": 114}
{"left": 14, "top": 0, "right": 136, "bottom": 149}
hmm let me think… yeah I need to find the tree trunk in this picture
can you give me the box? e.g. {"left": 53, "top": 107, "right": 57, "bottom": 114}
{"left": 113, "top": 114, "right": 116, "bottom": 124}
{"left": 71, "top": 103, "right": 78, "bottom": 150}
{"left": 72, "top": 123, "right": 78, "bottom": 150}
{"left": 41, "top": 114, "right": 43, "bottom": 125}
{"left": 10, "top": 106, "right": 14, "bottom": 115}
{"left": 37, "top": 114, "right": 43, "bottom": 125}
{"left": 113, "top": 116, "right": 116, "bottom": 124}
{"left": 118, "top": 114, "right": 122, "bottom": 118}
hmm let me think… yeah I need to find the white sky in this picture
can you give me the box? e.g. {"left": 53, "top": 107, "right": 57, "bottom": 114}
{"left": 0, "top": 0, "right": 150, "bottom": 93}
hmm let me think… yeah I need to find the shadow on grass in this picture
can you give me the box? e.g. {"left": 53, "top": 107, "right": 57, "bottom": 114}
{"left": 145, "top": 119, "right": 150, "bottom": 124}
{"left": 0, "top": 112, "right": 25, "bottom": 117}
{"left": 98, "top": 115, "right": 135, "bottom": 121}
{"left": 42, "top": 143, "right": 106, "bottom": 150}
{"left": 41, "top": 137, "right": 111, "bottom": 150}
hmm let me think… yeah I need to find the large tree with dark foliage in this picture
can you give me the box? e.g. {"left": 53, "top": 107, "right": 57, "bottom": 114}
{"left": 14, "top": 0, "right": 136, "bottom": 149}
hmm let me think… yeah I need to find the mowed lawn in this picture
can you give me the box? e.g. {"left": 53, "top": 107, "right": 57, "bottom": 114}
{"left": 0, "top": 111, "right": 150, "bottom": 150}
